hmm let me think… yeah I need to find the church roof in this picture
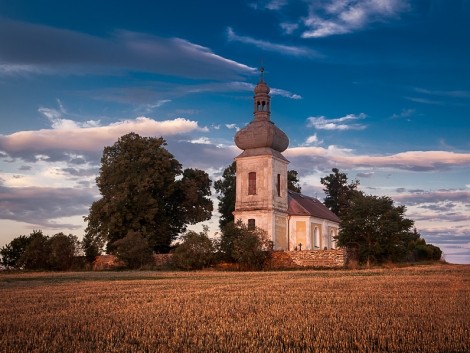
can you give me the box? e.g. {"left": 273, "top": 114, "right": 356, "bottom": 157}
{"left": 288, "top": 190, "right": 340, "bottom": 223}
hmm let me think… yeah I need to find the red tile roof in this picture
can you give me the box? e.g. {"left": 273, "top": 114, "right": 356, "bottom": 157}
{"left": 287, "top": 190, "right": 340, "bottom": 223}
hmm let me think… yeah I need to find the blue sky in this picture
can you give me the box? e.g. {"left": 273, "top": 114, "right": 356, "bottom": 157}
{"left": 0, "top": 0, "right": 469, "bottom": 264}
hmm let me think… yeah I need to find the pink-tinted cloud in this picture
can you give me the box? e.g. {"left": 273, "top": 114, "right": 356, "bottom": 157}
{"left": 286, "top": 147, "right": 470, "bottom": 171}
{"left": 0, "top": 117, "right": 206, "bottom": 159}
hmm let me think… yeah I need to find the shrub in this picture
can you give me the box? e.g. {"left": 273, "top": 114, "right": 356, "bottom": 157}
{"left": 172, "top": 228, "right": 215, "bottom": 270}
{"left": 112, "top": 231, "right": 154, "bottom": 269}
{"left": 229, "top": 221, "right": 273, "bottom": 270}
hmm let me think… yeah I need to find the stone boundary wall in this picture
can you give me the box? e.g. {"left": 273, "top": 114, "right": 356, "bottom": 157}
{"left": 92, "top": 254, "right": 173, "bottom": 270}
{"left": 269, "top": 249, "right": 347, "bottom": 269}
{"left": 93, "top": 251, "right": 346, "bottom": 270}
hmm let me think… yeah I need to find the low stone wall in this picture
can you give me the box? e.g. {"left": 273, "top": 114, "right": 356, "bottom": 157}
{"left": 92, "top": 254, "right": 173, "bottom": 270}
{"left": 269, "top": 249, "right": 346, "bottom": 269}
{"left": 93, "top": 255, "right": 125, "bottom": 270}
{"left": 93, "top": 251, "right": 346, "bottom": 270}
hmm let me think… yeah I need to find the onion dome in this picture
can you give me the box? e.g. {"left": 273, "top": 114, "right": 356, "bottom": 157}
{"left": 234, "top": 68, "right": 289, "bottom": 153}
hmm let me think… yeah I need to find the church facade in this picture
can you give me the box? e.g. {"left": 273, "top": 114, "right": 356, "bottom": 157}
{"left": 233, "top": 70, "right": 340, "bottom": 251}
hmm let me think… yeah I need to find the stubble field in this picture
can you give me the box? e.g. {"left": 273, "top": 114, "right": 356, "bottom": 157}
{"left": 1, "top": 264, "right": 469, "bottom": 353}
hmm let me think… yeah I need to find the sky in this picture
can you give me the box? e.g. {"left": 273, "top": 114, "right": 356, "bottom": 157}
{"left": 0, "top": 0, "right": 469, "bottom": 264}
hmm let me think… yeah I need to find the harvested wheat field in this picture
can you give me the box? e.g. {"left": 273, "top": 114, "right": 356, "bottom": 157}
{"left": 1, "top": 264, "right": 469, "bottom": 353}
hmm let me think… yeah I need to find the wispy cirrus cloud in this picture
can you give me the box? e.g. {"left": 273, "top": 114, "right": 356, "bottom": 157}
{"left": 249, "top": 0, "right": 289, "bottom": 11}
{"left": 302, "top": 0, "right": 410, "bottom": 38}
{"left": 391, "top": 108, "right": 414, "bottom": 119}
{"left": 0, "top": 18, "right": 255, "bottom": 79}
{"left": 307, "top": 113, "right": 367, "bottom": 131}
{"left": 414, "top": 87, "right": 470, "bottom": 99}
{"left": 227, "top": 27, "right": 318, "bottom": 57}
{"left": 393, "top": 190, "right": 470, "bottom": 205}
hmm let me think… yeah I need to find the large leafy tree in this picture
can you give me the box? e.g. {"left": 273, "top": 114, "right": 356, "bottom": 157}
{"left": 337, "top": 192, "right": 416, "bottom": 266}
{"left": 85, "top": 133, "right": 213, "bottom": 253}
{"left": 320, "top": 168, "right": 359, "bottom": 217}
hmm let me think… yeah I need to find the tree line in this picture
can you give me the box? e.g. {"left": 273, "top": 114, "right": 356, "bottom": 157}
{"left": 1, "top": 133, "right": 442, "bottom": 270}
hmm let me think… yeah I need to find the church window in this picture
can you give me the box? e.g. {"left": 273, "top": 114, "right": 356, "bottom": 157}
{"left": 248, "top": 219, "right": 255, "bottom": 230}
{"left": 276, "top": 174, "right": 281, "bottom": 196}
{"left": 248, "top": 172, "right": 256, "bottom": 195}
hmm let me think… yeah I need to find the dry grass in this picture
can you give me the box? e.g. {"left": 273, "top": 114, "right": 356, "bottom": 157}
{"left": 1, "top": 264, "right": 469, "bottom": 352}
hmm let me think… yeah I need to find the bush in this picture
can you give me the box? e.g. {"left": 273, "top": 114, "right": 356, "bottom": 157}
{"left": 112, "top": 231, "right": 154, "bottom": 269}
{"left": 172, "top": 228, "right": 215, "bottom": 270}
{"left": 224, "top": 220, "right": 273, "bottom": 270}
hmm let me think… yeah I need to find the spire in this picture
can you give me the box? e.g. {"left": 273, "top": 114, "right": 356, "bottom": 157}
{"left": 253, "top": 67, "right": 270, "bottom": 121}
{"left": 235, "top": 69, "right": 289, "bottom": 153}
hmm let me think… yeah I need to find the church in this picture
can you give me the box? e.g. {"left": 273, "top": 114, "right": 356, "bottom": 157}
{"left": 233, "top": 69, "right": 340, "bottom": 251}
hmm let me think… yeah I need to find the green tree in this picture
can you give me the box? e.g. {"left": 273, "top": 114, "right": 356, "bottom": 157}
{"left": 287, "top": 170, "right": 302, "bottom": 193}
{"left": 48, "top": 233, "right": 79, "bottom": 271}
{"left": 172, "top": 227, "right": 215, "bottom": 270}
{"left": 112, "top": 231, "right": 154, "bottom": 269}
{"left": 85, "top": 133, "right": 213, "bottom": 253}
{"left": 337, "top": 192, "right": 416, "bottom": 266}
{"left": 214, "top": 162, "right": 236, "bottom": 229}
{"left": 320, "top": 168, "right": 359, "bottom": 217}
{"left": 82, "top": 232, "right": 102, "bottom": 263}
{"left": 0, "top": 235, "right": 32, "bottom": 268}
{"left": 19, "top": 230, "right": 50, "bottom": 270}
{"left": 409, "top": 236, "right": 442, "bottom": 261}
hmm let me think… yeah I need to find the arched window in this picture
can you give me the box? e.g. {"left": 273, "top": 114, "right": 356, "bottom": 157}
{"left": 314, "top": 227, "right": 320, "bottom": 250}
{"left": 330, "top": 229, "right": 336, "bottom": 249}
{"left": 248, "top": 172, "right": 256, "bottom": 195}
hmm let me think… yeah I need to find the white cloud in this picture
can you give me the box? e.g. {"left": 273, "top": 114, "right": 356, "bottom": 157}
{"left": 270, "top": 88, "right": 302, "bottom": 100}
{"left": 280, "top": 22, "right": 299, "bottom": 35}
{"left": 304, "top": 133, "right": 322, "bottom": 145}
{"left": 188, "top": 137, "right": 213, "bottom": 145}
{"left": 225, "top": 124, "right": 239, "bottom": 131}
{"left": 302, "top": 0, "right": 410, "bottom": 38}
{"left": 307, "top": 113, "right": 367, "bottom": 130}
{"left": 227, "top": 27, "right": 318, "bottom": 57}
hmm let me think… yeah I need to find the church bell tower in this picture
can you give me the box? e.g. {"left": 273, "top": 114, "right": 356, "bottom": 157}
{"left": 233, "top": 69, "right": 290, "bottom": 250}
